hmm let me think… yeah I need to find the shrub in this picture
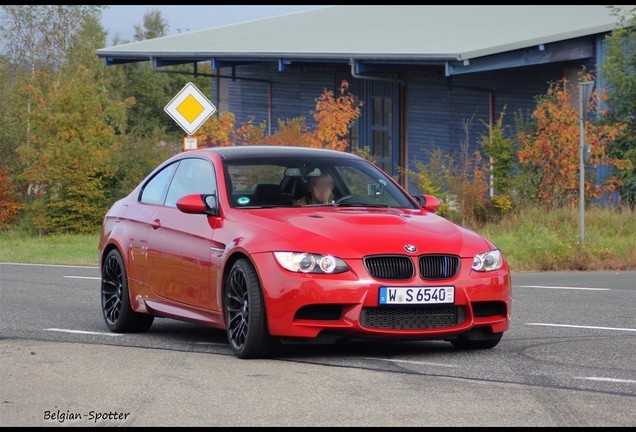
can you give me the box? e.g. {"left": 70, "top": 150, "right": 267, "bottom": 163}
{"left": 0, "top": 170, "right": 21, "bottom": 230}
{"left": 517, "top": 74, "right": 627, "bottom": 208}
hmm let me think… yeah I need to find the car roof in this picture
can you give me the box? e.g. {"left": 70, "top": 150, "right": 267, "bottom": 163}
{"left": 197, "top": 145, "right": 363, "bottom": 161}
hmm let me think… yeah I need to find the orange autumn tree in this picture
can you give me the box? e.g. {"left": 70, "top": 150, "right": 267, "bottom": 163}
{"left": 312, "top": 80, "right": 362, "bottom": 151}
{"left": 0, "top": 170, "right": 21, "bottom": 230}
{"left": 517, "top": 74, "right": 627, "bottom": 208}
{"left": 197, "top": 80, "right": 362, "bottom": 150}
{"left": 196, "top": 110, "right": 237, "bottom": 147}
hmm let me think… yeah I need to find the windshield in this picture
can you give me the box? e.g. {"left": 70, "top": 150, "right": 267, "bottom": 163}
{"left": 223, "top": 155, "right": 417, "bottom": 209}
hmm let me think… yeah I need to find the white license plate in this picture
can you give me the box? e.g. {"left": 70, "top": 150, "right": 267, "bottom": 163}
{"left": 379, "top": 286, "right": 454, "bottom": 305}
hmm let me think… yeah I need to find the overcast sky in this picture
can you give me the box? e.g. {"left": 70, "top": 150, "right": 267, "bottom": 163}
{"left": 101, "top": 5, "right": 326, "bottom": 46}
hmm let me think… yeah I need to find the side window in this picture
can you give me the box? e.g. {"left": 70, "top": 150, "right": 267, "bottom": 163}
{"left": 227, "top": 164, "right": 285, "bottom": 193}
{"left": 164, "top": 158, "right": 216, "bottom": 208}
{"left": 140, "top": 162, "right": 179, "bottom": 205}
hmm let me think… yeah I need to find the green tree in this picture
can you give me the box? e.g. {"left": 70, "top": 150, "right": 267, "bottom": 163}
{"left": 14, "top": 10, "right": 131, "bottom": 234}
{"left": 601, "top": 5, "right": 636, "bottom": 207}
{"left": 17, "top": 64, "right": 131, "bottom": 234}
{"left": 134, "top": 8, "right": 169, "bottom": 41}
{"left": 106, "top": 8, "right": 179, "bottom": 135}
{"left": 68, "top": 13, "right": 108, "bottom": 68}
{"left": 479, "top": 106, "right": 516, "bottom": 213}
{"left": 104, "top": 8, "right": 195, "bottom": 200}
{"left": 0, "top": 5, "right": 106, "bottom": 193}
{"left": 0, "top": 55, "right": 22, "bottom": 175}
{"left": 409, "top": 149, "right": 453, "bottom": 218}
{"left": 0, "top": 5, "right": 104, "bottom": 71}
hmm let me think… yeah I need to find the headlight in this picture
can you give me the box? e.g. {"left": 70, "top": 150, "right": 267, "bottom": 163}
{"left": 273, "top": 252, "right": 348, "bottom": 274}
{"left": 472, "top": 249, "right": 503, "bottom": 272}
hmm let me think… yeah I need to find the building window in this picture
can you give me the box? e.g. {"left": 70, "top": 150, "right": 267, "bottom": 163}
{"left": 348, "top": 118, "right": 360, "bottom": 152}
{"left": 372, "top": 96, "right": 392, "bottom": 174}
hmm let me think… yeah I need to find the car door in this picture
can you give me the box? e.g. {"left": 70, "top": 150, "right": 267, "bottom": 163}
{"left": 145, "top": 157, "right": 218, "bottom": 309}
{"left": 131, "top": 161, "right": 179, "bottom": 290}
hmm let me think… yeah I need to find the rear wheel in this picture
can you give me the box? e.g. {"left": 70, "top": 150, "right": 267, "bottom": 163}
{"left": 101, "top": 249, "right": 154, "bottom": 333}
{"left": 224, "top": 258, "right": 274, "bottom": 359}
{"left": 450, "top": 331, "right": 503, "bottom": 350}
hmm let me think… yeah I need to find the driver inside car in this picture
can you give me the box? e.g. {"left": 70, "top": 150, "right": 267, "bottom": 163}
{"left": 294, "top": 172, "right": 335, "bottom": 205}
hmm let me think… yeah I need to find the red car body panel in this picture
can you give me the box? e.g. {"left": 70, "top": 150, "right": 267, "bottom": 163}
{"left": 98, "top": 146, "right": 511, "bottom": 345}
{"left": 247, "top": 252, "right": 511, "bottom": 338}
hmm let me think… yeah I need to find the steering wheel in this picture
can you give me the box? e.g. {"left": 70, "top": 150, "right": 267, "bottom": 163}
{"left": 335, "top": 194, "right": 356, "bottom": 204}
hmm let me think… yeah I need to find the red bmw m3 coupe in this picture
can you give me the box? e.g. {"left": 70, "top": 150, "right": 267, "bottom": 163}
{"left": 98, "top": 146, "right": 511, "bottom": 358}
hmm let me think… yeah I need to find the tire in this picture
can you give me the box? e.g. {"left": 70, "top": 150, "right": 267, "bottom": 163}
{"left": 101, "top": 249, "right": 154, "bottom": 333}
{"left": 450, "top": 331, "right": 503, "bottom": 350}
{"left": 224, "top": 258, "right": 274, "bottom": 359}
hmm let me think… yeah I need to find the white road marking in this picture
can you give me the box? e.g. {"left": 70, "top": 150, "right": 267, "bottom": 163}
{"left": 575, "top": 377, "right": 636, "bottom": 384}
{"left": 363, "top": 357, "right": 457, "bottom": 368}
{"left": 64, "top": 276, "right": 101, "bottom": 280}
{"left": 518, "top": 285, "right": 610, "bottom": 291}
{"left": 194, "top": 342, "right": 229, "bottom": 346}
{"left": 526, "top": 323, "right": 636, "bottom": 332}
{"left": 1, "top": 262, "right": 98, "bottom": 269}
{"left": 44, "top": 328, "right": 120, "bottom": 336}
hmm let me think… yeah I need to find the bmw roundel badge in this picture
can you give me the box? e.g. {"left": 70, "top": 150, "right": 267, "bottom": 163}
{"left": 404, "top": 244, "right": 417, "bottom": 253}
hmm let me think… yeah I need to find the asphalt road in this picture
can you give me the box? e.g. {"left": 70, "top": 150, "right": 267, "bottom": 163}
{"left": 0, "top": 263, "right": 634, "bottom": 427}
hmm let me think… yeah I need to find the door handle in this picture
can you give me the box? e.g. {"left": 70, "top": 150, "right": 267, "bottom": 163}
{"left": 150, "top": 219, "right": 161, "bottom": 230}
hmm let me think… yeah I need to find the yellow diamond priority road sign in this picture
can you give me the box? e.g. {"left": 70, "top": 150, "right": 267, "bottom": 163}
{"left": 164, "top": 82, "right": 216, "bottom": 136}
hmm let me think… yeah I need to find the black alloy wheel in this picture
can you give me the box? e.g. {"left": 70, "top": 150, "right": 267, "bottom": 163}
{"left": 224, "top": 258, "right": 275, "bottom": 359}
{"left": 101, "top": 249, "right": 154, "bottom": 333}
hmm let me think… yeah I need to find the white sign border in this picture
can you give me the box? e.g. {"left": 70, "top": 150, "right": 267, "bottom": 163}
{"left": 164, "top": 82, "right": 216, "bottom": 136}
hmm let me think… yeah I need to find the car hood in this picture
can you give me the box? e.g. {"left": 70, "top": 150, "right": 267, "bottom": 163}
{"left": 235, "top": 207, "right": 490, "bottom": 258}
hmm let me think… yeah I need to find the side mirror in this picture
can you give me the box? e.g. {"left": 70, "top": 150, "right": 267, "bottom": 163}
{"left": 412, "top": 194, "right": 441, "bottom": 213}
{"left": 176, "top": 193, "right": 219, "bottom": 216}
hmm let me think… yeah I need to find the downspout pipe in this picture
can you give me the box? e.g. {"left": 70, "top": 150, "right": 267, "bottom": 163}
{"left": 349, "top": 58, "right": 405, "bottom": 85}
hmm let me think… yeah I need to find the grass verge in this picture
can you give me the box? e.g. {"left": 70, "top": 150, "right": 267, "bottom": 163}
{"left": 478, "top": 206, "right": 636, "bottom": 271}
{"left": 0, "top": 231, "right": 99, "bottom": 267}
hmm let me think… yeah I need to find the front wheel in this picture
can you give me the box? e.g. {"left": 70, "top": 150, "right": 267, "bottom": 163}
{"left": 450, "top": 331, "right": 503, "bottom": 350}
{"left": 224, "top": 258, "right": 275, "bottom": 359}
{"left": 101, "top": 249, "right": 154, "bottom": 333}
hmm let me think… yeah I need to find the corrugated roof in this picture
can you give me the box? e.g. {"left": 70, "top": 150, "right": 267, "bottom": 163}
{"left": 96, "top": 5, "right": 625, "bottom": 62}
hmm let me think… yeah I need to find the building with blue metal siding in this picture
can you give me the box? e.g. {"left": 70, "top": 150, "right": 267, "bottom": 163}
{"left": 212, "top": 61, "right": 597, "bottom": 188}
{"left": 96, "top": 5, "right": 624, "bottom": 188}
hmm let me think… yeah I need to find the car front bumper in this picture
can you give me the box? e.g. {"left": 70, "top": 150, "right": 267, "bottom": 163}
{"left": 250, "top": 253, "right": 512, "bottom": 340}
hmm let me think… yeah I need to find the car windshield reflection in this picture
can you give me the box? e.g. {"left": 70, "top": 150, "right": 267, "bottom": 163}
{"left": 224, "top": 156, "right": 416, "bottom": 209}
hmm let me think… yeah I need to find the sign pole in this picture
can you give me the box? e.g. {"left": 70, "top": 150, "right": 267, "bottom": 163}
{"left": 579, "top": 80, "right": 594, "bottom": 246}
